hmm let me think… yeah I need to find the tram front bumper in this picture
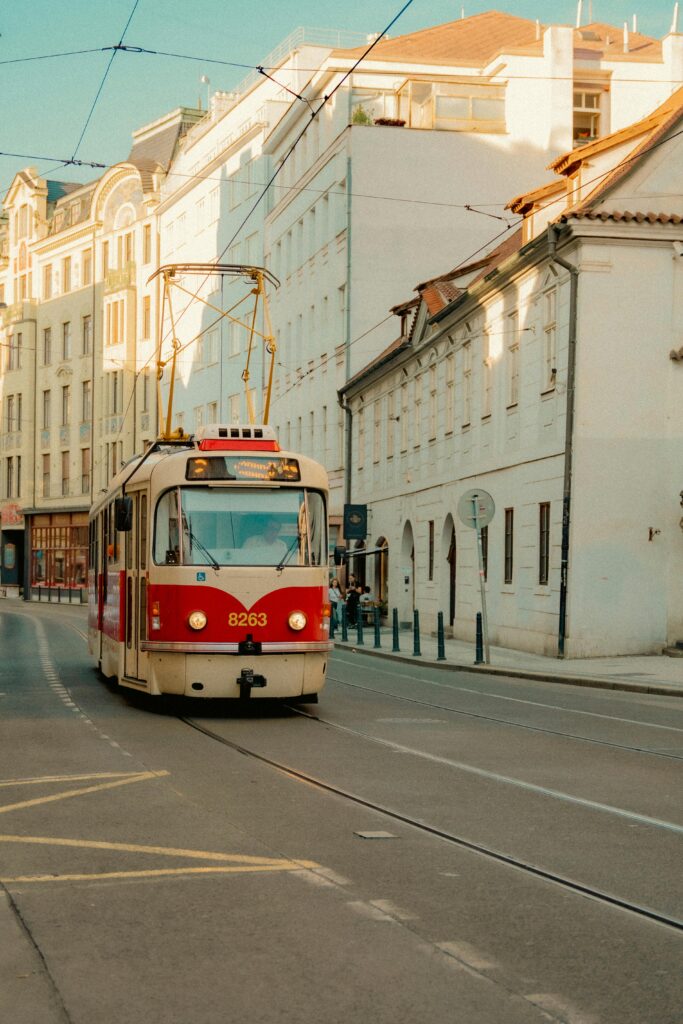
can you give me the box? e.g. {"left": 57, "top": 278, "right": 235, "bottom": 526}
{"left": 147, "top": 650, "right": 327, "bottom": 699}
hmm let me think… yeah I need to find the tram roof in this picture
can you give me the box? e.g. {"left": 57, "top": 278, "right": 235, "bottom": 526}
{"left": 90, "top": 431, "right": 329, "bottom": 517}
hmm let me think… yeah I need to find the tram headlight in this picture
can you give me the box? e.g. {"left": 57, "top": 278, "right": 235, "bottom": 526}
{"left": 288, "top": 610, "right": 307, "bottom": 631}
{"left": 188, "top": 610, "right": 208, "bottom": 631}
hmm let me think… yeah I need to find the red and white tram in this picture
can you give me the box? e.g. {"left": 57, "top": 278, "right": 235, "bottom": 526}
{"left": 88, "top": 425, "right": 331, "bottom": 700}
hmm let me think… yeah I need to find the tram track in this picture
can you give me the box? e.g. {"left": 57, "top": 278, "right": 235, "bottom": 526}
{"left": 326, "top": 674, "right": 683, "bottom": 761}
{"left": 180, "top": 712, "right": 683, "bottom": 936}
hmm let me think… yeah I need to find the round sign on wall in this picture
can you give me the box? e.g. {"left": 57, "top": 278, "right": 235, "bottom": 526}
{"left": 457, "top": 489, "right": 495, "bottom": 529}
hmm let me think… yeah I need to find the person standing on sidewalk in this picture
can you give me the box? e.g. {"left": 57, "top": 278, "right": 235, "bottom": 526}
{"left": 328, "top": 577, "right": 343, "bottom": 629}
{"left": 346, "top": 584, "right": 362, "bottom": 627}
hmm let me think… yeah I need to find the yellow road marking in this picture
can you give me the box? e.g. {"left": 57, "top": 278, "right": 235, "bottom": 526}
{"left": 0, "top": 771, "right": 169, "bottom": 815}
{"left": 0, "top": 863, "right": 319, "bottom": 884}
{"left": 0, "top": 833, "right": 306, "bottom": 865}
{"left": 0, "top": 772, "right": 144, "bottom": 789}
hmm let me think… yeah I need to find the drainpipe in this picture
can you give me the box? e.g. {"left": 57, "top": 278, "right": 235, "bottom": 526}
{"left": 547, "top": 224, "right": 578, "bottom": 659}
{"left": 343, "top": 155, "right": 353, "bottom": 510}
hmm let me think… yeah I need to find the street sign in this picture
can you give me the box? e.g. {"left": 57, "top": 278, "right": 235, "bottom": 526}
{"left": 456, "top": 488, "right": 495, "bottom": 666}
{"left": 343, "top": 504, "right": 368, "bottom": 540}
{"left": 457, "top": 489, "right": 495, "bottom": 529}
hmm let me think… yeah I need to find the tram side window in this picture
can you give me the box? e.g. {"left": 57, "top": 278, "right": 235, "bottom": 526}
{"left": 108, "top": 504, "right": 117, "bottom": 563}
{"left": 153, "top": 489, "right": 181, "bottom": 565}
{"left": 305, "top": 491, "right": 327, "bottom": 566}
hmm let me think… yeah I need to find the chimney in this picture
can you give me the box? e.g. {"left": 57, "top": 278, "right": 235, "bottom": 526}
{"left": 623, "top": 21, "right": 630, "bottom": 52}
{"left": 576, "top": 0, "right": 583, "bottom": 28}
{"left": 672, "top": 2, "right": 680, "bottom": 33}
{"left": 632, "top": 14, "right": 638, "bottom": 32}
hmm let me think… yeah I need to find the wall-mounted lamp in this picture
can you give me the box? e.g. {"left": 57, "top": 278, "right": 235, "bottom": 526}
{"left": 648, "top": 527, "right": 661, "bottom": 541}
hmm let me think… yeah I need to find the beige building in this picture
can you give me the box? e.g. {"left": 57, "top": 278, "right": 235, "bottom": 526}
{"left": 0, "top": 108, "right": 201, "bottom": 597}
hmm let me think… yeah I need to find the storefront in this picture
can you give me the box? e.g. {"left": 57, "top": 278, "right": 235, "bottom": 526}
{"left": 1, "top": 503, "right": 25, "bottom": 596}
{"left": 26, "top": 510, "right": 88, "bottom": 599}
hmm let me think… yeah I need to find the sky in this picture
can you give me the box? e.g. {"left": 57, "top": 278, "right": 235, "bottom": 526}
{"left": 1, "top": 0, "right": 679, "bottom": 196}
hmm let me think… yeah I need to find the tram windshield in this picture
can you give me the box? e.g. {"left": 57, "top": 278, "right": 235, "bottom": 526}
{"left": 153, "top": 487, "right": 326, "bottom": 567}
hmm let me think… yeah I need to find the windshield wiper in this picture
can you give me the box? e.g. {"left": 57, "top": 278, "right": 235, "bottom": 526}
{"left": 276, "top": 533, "right": 302, "bottom": 572}
{"left": 187, "top": 527, "right": 220, "bottom": 572}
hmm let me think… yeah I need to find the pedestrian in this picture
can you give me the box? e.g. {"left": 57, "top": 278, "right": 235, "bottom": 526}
{"left": 346, "top": 584, "right": 362, "bottom": 627}
{"left": 328, "top": 577, "right": 343, "bottom": 628}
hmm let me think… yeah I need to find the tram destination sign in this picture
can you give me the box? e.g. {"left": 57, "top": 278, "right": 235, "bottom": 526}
{"left": 187, "top": 456, "right": 301, "bottom": 482}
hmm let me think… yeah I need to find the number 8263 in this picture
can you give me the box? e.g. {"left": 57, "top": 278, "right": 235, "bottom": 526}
{"left": 228, "top": 611, "right": 267, "bottom": 627}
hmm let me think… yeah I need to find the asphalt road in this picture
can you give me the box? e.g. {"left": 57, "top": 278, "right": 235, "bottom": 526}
{"left": 1, "top": 602, "right": 681, "bottom": 1024}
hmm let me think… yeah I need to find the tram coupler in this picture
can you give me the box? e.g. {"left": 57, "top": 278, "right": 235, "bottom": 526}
{"left": 237, "top": 667, "right": 266, "bottom": 700}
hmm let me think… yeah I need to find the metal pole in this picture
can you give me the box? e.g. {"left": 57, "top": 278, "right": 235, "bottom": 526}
{"left": 356, "top": 614, "right": 364, "bottom": 646}
{"left": 472, "top": 498, "right": 490, "bottom": 664}
{"left": 329, "top": 606, "right": 336, "bottom": 639}
{"left": 412, "top": 608, "right": 421, "bottom": 657}
{"left": 475, "top": 612, "right": 484, "bottom": 664}
{"left": 373, "top": 606, "right": 381, "bottom": 648}
{"left": 341, "top": 604, "right": 348, "bottom": 642}
{"left": 392, "top": 607, "right": 400, "bottom": 652}
{"left": 437, "top": 611, "right": 446, "bottom": 660}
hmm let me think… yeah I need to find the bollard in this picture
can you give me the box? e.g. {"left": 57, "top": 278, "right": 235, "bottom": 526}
{"left": 373, "top": 606, "right": 381, "bottom": 649}
{"left": 57, "top": 586, "right": 62, "bottom": 604}
{"left": 356, "top": 614, "right": 364, "bottom": 646}
{"left": 329, "top": 607, "right": 336, "bottom": 640}
{"left": 392, "top": 608, "right": 400, "bottom": 652}
{"left": 474, "top": 612, "right": 484, "bottom": 664}
{"left": 437, "top": 611, "right": 446, "bottom": 661}
{"left": 341, "top": 604, "right": 348, "bottom": 642}
{"left": 412, "top": 609, "right": 422, "bottom": 657}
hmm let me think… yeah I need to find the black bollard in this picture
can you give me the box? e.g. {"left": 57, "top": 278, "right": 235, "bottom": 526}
{"left": 437, "top": 611, "right": 446, "bottom": 661}
{"left": 474, "top": 612, "right": 484, "bottom": 664}
{"left": 373, "top": 606, "right": 381, "bottom": 649}
{"left": 356, "top": 614, "right": 364, "bottom": 646}
{"left": 412, "top": 609, "right": 421, "bottom": 657}
{"left": 392, "top": 608, "right": 400, "bottom": 652}
{"left": 329, "top": 607, "right": 336, "bottom": 640}
{"left": 341, "top": 604, "right": 348, "bottom": 642}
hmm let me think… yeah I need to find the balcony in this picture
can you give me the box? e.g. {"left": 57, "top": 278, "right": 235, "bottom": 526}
{"left": 3, "top": 300, "right": 38, "bottom": 325}
{"left": 105, "top": 262, "right": 137, "bottom": 293}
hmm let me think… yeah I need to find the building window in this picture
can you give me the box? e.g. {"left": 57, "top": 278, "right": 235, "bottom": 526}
{"left": 62, "top": 256, "right": 71, "bottom": 293}
{"left": 142, "top": 369, "right": 150, "bottom": 413}
{"left": 428, "top": 520, "right": 434, "bottom": 581}
{"left": 194, "top": 405, "right": 204, "bottom": 432}
{"left": 82, "top": 315, "right": 92, "bottom": 356}
{"left": 543, "top": 290, "right": 557, "bottom": 391}
{"left": 413, "top": 375, "right": 422, "bottom": 447}
{"left": 6, "top": 457, "right": 13, "bottom": 499}
{"left": 5, "top": 395, "right": 15, "bottom": 432}
{"left": 539, "top": 502, "right": 550, "bottom": 585}
{"left": 373, "top": 400, "right": 381, "bottom": 463}
{"left": 62, "top": 322, "right": 72, "bottom": 360}
{"left": 400, "top": 382, "right": 409, "bottom": 451}
{"left": 462, "top": 342, "right": 471, "bottom": 425}
{"left": 82, "top": 248, "right": 92, "bottom": 286}
{"left": 61, "top": 451, "right": 70, "bottom": 496}
{"left": 142, "top": 295, "right": 151, "bottom": 340}
{"left": 428, "top": 364, "right": 437, "bottom": 439}
{"left": 15, "top": 394, "right": 22, "bottom": 433}
{"left": 357, "top": 404, "right": 365, "bottom": 470}
{"left": 7, "top": 332, "right": 22, "bottom": 371}
{"left": 61, "top": 385, "right": 71, "bottom": 426}
{"left": 43, "top": 264, "right": 53, "bottom": 299}
{"left": 206, "top": 329, "right": 218, "bottom": 365}
{"left": 42, "top": 454, "right": 50, "bottom": 497}
{"left": 507, "top": 311, "right": 519, "bottom": 406}
{"left": 43, "top": 327, "right": 52, "bottom": 365}
{"left": 445, "top": 352, "right": 455, "bottom": 432}
{"left": 102, "top": 240, "right": 109, "bottom": 274}
{"left": 386, "top": 391, "right": 395, "bottom": 455}
{"left": 81, "top": 380, "right": 92, "bottom": 422}
{"left": 106, "top": 299, "right": 124, "bottom": 346}
{"left": 482, "top": 334, "right": 492, "bottom": 418}
{"left": 142, "top": 224, "right": 152, "bottom": 265}
{"left": 481, "top": 524, "right": 488, "bottom": 581}
{"left": 504, "top": 508, "right": 514, "bottom": 584}
{"left": 16, "top": 456, "right": 21, "bottom": 498}
{"left": 207, "top": 401, "right": 217, "bottom": 424}
{"left": 81, "top": 448, "right": 91, "bottom": 494}
{"left": 573, "top": 87, "right": 602, "bottom": 144}
{"left": 42, "top": 390, "right": 51, "bottom": 430}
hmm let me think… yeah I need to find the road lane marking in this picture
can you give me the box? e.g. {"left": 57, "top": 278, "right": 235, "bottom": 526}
{"left": 0, "top": 771, "right": 169, "bottom": 815}
{"left": 0, "top": 863, "right": 319, "bottom": 885}
{"left": 0, "top": 833, "right": 308, "bottom": 865}
{"left": 0, "top": 772, "right": 145, "bottom": 787}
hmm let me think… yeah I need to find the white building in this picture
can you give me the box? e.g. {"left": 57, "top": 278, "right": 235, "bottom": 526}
{"left": 339, "top": 86, "right": 683, "bottom": 658}
{"left": 156, "top": 29, "right": 365, "bottom": 436}
{"left": 263, "top": 11, "right": 683, "bottom": 531}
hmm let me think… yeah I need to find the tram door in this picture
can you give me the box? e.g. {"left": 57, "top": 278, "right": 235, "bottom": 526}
{"left": 124, "top": 491, "right": 148, "bottom": 682}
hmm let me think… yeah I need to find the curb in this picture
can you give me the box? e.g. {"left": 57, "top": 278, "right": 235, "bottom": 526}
{"left": 333, "top": 642, "right": 683, "bottom": 699}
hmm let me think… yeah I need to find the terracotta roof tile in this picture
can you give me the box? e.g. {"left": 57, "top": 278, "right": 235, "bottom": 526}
{"left": 336, "top": 11, "right": 541, "bottom": 67}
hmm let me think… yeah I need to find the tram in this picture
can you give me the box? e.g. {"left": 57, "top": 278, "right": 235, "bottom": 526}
{"left": 87, "top": 424, "right": 331, "bottom": 700}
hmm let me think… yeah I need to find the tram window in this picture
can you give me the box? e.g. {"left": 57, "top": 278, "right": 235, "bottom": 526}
{"left": 153, "top": 487, "right": 327, "bottom": 567}
{"left": 153, "top": 489, "right": 181, "bottom": 565}
{"left": 140, "top": 494, "right": 147, "bottom": 570}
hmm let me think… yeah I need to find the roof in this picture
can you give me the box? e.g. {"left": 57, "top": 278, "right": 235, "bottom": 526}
{"left": 127, "top": 109, "right": 202, "bottom": 177}
{"left": 46, "top": 181, "right": 84, "bottom": 204}
{"left": 335, "top": 11, "right": 542, "bottom": 66}
{"left": 334, "top": 14, "right": 661, "bottom": 68}
{"left": 340, "top": 333, "right": 412, "bottom": 395}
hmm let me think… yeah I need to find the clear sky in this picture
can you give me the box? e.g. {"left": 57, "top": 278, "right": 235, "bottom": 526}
{"left": 1, "top": 0, "right": 679, "bottom": 196}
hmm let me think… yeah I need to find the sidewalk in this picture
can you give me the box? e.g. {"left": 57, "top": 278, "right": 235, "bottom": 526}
{"left": 333, "top": 625, "right": 683, "bottom": 698}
